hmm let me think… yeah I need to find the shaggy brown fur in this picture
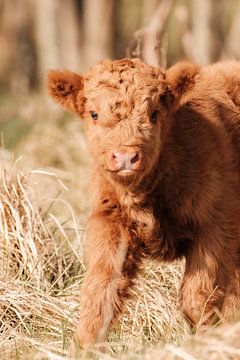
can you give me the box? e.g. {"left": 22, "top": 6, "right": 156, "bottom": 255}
{"left": 48, "top": 59, "right": 240, "bottom": 348}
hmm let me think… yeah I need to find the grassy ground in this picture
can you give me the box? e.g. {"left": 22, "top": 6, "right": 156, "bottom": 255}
{"left": 0, "top": 95, "right": 240, "bottom": 359}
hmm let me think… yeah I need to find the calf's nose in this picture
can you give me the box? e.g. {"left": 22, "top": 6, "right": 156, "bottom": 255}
{"left": 112, "top": 151, "right": 141, "bottom": 170}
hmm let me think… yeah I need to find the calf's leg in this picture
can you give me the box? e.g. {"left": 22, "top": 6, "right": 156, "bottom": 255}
{"left": 75, "top": 214, "right": 138, "bottom": 348}
{"left": 180, "top": 226, "right": 239, "bottom": 330}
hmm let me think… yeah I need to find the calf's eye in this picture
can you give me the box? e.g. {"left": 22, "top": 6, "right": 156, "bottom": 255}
{"left": 91, "top": 111, "right": 98, "bottom": 120}
{"left": 151, "top": 110, "right": 159, "bottom": 123}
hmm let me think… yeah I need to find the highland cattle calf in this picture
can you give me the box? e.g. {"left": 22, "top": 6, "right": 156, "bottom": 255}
{"left": 48, "top": 59, "right": 240, "bottom": 348}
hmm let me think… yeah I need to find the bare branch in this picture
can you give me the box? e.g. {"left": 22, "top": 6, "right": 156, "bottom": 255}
{"left": 128, "top": 0, "right": 175, "bottom": 67}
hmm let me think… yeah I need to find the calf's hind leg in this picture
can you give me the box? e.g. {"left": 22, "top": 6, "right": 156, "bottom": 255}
{"left": 180, "top": 227, "right": 239, "bottom": 330}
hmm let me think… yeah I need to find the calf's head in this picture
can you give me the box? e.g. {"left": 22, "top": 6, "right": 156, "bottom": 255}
{"left": 48, "top": 59, "right": 199, "bottom": 186}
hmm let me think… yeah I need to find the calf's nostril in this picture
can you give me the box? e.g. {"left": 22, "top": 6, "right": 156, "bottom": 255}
{"left": 130, "top": 152, "right": 139, "bottom": 164}
{"left": 112, "top": 152, "right": 123, "bottom": 162}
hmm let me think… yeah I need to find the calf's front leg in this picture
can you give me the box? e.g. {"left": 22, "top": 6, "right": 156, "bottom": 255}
{"left": 75, "top": 213, "right": 136, "bottom": 348}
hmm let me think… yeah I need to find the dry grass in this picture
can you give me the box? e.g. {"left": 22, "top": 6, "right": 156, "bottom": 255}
{"left": 0, "top": 149, "right": 187, "bottom": 359}
{"left": 0, "top": 149, "right": 83, "bottom": 358}
{"left": 0, "top": 101, "right": 240, "bottom": 359}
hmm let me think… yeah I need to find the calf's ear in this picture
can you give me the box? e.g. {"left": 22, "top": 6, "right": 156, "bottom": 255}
{"left": 47, "top": 70, "right": 84, "bottom": 113}
{"left": 164, "top": 62, "right": 200, "bottom": 107}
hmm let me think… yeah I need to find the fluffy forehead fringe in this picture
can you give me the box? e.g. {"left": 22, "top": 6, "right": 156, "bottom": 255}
{"left": 85, "top": 58, "right": 166, "bottom": 88}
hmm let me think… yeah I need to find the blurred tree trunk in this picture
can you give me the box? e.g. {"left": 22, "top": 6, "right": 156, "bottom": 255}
{"left": 82, "top": 0, "right": 114, "bottom": 69}
{"left": 128, "top": 0, "right": 175, "bottom": 67}
{"left": 190, "top": 0, "right": 214, "bottom": 65}
{"left": 224, "top": 1, "right": 240, "bottom": 59}
{"left": 116, "top": 0, "right": 142, "bottom": 59}
{"left": 141, "top": 0, "right": 161, "bottom": 65}
{"left": 57, "top": 0, "right": 81, "bottom": 71}
{"left": 0, "top": 0, "right": 34, "bottom": 92}
{"left": 33, "top": 0, "right": 81, "bottom": 89}
{"left": 142, "top": 0, "right": 160, "bottom": 23}
{"left": 141, "top": 0, "right": 175, "bottom": 67}
{"left": 33, "top": 0, "right": 60, "bottom": 88}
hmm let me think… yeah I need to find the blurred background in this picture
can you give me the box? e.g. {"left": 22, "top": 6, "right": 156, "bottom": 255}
{"left": 0, "top": 0, "right": 240, "bottom": 222}
{"left": 1, "top": 0, "right": 240, "bottom": 94}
